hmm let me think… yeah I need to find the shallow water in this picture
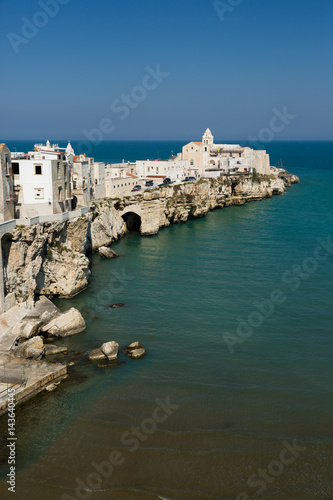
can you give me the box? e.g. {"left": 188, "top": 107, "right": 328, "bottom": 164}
{"left": 0, "top": 142, "right": 332, "bottom": 499}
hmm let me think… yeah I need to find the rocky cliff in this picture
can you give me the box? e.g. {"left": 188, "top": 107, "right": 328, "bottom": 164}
{"left": 3, "top": 172, "right": 299, "bottom": 303}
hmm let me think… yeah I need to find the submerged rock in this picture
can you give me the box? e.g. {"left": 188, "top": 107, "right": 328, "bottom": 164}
{"left": 128, "top": 348, "right": 146, "bottom": 359}
{"left": 97, "top": 361, "right": 123, "bottom": 369}
{"left": 44, "top": 345, "right": 68, "bottom": 356}
{"left": 45, "top": 381, "right": 62, "bottom": 392}
{"left": 101, "top": 341, "right": 119, "bottom": 360}
{"left": 123, "top": 342, "right": 146, "bottom": 359}
{"left": 99, "top": 246, "right": 119, "bottom": 259}
{"left": 109, "top": 303, "right": 125, "bottom": 309}
{"left": 41, "top": 308, "right": 86, "bottom": 337}
{"left": 126, "top": 341, "right": 143, "bottom": 349}
{"left": 88, "top": 348, "right": 107, "bottom": 361}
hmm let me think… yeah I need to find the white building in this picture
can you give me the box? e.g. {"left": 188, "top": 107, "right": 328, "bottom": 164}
{"left": 105, "top": 162, "right": 137, "bottom": 179}
{"left": 104, "top": 162, "right": 139, "bottom": 197}
{"left": 105, "top": 175, "right": 139, "bottom": 197}
{"left": 72, "top": 154, "right": 93, "bottom": 206}
{"left": 136, "top": 158, "right": 188, "bottom": 181}
{"left": 93, "top": 162, "right": 106, "bottom": 199}
{"left": 182, "top": 129, "right": 271, "bottom": 176}
{"left": 11, "top": 142, "right": 72, "bottom": 218}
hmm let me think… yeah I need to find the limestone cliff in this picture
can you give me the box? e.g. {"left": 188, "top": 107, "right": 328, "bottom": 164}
{"left": 3, "top": 172, "right": 299, "bottom": 302}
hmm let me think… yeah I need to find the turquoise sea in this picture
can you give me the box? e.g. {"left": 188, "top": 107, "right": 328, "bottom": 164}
{"left": 0, "top": 141, "right": 332, "bottom": 499}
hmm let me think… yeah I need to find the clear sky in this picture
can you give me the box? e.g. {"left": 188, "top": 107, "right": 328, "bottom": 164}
{"left": 0, "top": 0, "right": 332, "bottom": 141}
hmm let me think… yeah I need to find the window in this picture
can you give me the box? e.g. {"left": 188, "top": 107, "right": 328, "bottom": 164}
{"left": 35, "top": 188, "right": 44, "bottom": 199}
{"left": 57, "top": 162, "right": 61, "bottom": 178}
{"left": 35, "top": 164, "right": 42, "bottom": 175}
{"left": 64, "top": 164, "right": 67, "bottom": 177}
{"left": 12, "top": 162, "right": 20, "bottom": 175}
{"left": 58, "top": 186, "right": 63, "bottom": 201}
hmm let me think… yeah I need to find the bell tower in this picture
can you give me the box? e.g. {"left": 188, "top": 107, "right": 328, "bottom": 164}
{"left": 202, "top": 128, "right": 214, "bottom": 146}
{"left": 202, "top": 128, "right": 214, "bottom": 167}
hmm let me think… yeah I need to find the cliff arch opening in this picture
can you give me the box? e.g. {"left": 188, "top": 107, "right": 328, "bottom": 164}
{"left": 122, "top": 212, "right": 142, "bottom": 232}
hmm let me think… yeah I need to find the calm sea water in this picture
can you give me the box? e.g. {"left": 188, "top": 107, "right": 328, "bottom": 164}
{"left": 0, "top": 141, "right": 332, "bottom": 500}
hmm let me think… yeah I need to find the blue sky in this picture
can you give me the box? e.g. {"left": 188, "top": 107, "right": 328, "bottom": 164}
{"left": 0, "top": 0, "right": 332, "bottom": 140}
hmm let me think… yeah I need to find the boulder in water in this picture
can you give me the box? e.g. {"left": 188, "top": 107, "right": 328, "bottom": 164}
{"left": 101, "top": 341, "right": 119, "bottom": 360}
{"left": 99, "top": 247, "right": 119, "bottom": 259}
{"left": 89, "top": 348, "right": 107, "bottom": 361}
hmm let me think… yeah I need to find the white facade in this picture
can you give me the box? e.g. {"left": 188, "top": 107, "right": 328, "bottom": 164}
{"left": 104, "top": 162, "right": 139, "bottom": 197}
{"left": 11, "top": 145, "right": 71, "bottom": 218}
{"left": 105, "top": 176, "right": 140, "bottom": 197}
{"left": 93, "top": 162, "right": 106, "bottom": 199}
{"left": 182, "top": 129, "right": 272, "bottom": 176}
{"left": 72, "top": 154, "right": 93, "bottom": 206}
{"left": 105, "top": 162, "right": 136, "bottom": 179}
{"left": 136, "top": 159, "right": 188, "bottom": 181}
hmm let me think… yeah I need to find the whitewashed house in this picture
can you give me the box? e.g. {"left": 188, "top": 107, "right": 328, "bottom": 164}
{"left": 72, "top": 154, "right": 93, "bottom": 207}
{"left": 92, "top": 162, "right": 106, "bottom": 199}
{"left": 104, "top": 162, "right": 139, "bottom": 197}
{"left": 136, "top": 158, "right": 187, "bottom": 181}
{"left": 11, "top": 142, "right": 72, "bottom": 218}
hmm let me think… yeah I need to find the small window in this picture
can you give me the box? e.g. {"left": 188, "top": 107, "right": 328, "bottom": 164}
{"left": 35, "top": 164, "right": 42, "bottom": 175}
{"left": 12, "top": 162, "right": 20, "bottom": 175}
{"left": 35, "top": 188, "right": 44, "bottom": 199}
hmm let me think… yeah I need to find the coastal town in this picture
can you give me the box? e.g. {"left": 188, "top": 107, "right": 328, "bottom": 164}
{"left": 1, "top": 129, "right": 272, "bottom": 223}
{"left": 0, "top": 129, "right": 299, "bottom": 418}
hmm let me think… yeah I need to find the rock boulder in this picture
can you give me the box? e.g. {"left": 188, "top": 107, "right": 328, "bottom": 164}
{"left": 88, "top": 348, "right": 107, "bottom": 361}
{"left": 99, "top": 247, "right": 119, "bottom": 259}
{"left": 41, "top": 308, "right": 86, "bottom": 337}
{"left": 128, "top": 347, "right": 146, "bottom": 359}
{"left": 44, "top": 345, "right": 68, "bottom": 356}
{"left": 13, "top": 336, "right": 45, "bottom": 359}
{"left": 101, "top": 341, "right": 119, "bottom": 360}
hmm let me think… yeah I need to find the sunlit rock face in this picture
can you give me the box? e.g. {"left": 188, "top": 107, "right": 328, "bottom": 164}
{"left": 3, "top": 172, "right": 298, "bottom": 302}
